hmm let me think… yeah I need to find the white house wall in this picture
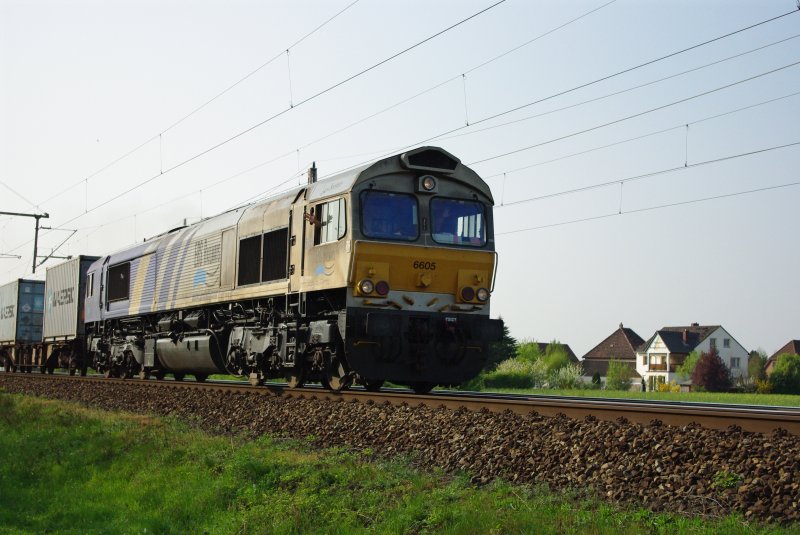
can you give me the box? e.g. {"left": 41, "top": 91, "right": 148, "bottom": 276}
{"left": 693, "top": 327, "right": 749, "bottom": 378}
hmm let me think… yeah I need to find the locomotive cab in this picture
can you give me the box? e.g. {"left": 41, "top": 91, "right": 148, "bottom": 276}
{"left": 342, "top": 147, "right": 503, "bottom": 392}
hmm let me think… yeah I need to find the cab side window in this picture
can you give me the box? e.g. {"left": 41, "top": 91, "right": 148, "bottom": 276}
{"left": 314, "top": 198, "right": 346, "bottom": 245}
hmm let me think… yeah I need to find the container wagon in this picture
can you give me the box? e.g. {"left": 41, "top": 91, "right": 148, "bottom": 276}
{"left": 0, "top": 279, "right": 45, "bottom": 373}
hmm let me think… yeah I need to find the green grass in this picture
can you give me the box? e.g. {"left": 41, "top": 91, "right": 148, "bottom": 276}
{"left": 481, "top": 387, "right": 800, "bottom": 407}
{"left": 0, "top": 391, "right": 795, "bottom": 534}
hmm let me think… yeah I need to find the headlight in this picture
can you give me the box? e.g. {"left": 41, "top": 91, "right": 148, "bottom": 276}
{"left": 359, "top": 279, "right": 374, "bottom": 294}
{"left": 476, "top": 287, "right": 490, "bottom": 302}
{"left": 421, "top": 175, "right": 437, "bottom": 191}
{"left": 375, "top": 280, "right": 390, "bottom": 296}
{"left": 460, "top": 286, "right": 475, "bottom": 302}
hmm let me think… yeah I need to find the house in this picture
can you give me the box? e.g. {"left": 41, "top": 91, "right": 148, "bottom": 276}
{"left": 765, "top": 340, "right": 800, "bottom": 376}
{"left": 580, "top": 323, "right": 644, "bottom": 387}
{"left": 636, "top": 323, "right": 749, "bottom": 390}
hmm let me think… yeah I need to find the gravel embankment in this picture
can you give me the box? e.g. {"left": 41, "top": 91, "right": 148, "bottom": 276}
{"left": 1, "top": 375, "right": 798, "bottom": 524}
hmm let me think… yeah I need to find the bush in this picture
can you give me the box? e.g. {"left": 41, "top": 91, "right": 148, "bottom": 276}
{"left": 755, "top": 379, "right": 773, "bottom": 394}
{"left": 770, "top": 353, "right": 800, "bottom": 395}
{"left": 691, "top": 348, "right": 731, "bottom": 392}
{"left": 482, "top": 358, "right": 534, "bottom": 389}
{"left": 606, "top": 360, "right": 632, "bottom": 391}
{"left": 656, "top": 381, "right": 680, "bottom": 393}
{"left": 548, "top": 363, "right": 583, "bottom": 390}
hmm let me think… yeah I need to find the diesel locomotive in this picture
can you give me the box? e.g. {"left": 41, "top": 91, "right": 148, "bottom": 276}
{"left": 5, "top": 147, "right": 503, "bottom": 392}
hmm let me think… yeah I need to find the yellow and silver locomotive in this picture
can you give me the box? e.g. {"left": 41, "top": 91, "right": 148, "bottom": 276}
{"left": 85, "top": 147, "right": 502, "bottom": 392}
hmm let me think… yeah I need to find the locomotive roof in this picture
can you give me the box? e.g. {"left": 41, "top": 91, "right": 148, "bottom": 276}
{"left": 94, "top": 147, "right": 491, "bottom": 263}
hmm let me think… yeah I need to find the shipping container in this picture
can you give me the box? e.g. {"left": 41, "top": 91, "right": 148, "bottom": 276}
{"left": 43, "top": 256, "right": 99, "bottom": 341}
{"left": 0, "top": 279, "right": 45, "bottom": 345}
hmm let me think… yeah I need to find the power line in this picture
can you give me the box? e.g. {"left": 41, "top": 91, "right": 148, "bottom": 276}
{"left": 440, "top": 33, "right": 800, "bottom": 145}
{"left": 498, "top": 140, "right": 800, "bottom": 208}
{"left": 482, "top": 90, "right": 800, "bottom": 181}
{"left": 496, "top": 181, "right": 800, "bottom": 236}
{"left": 0, "top": 179, "right": 40, "bottom": 210}
{"left": 36, "top": 0, "right": 363, "bottom": 207}
{"left": 317, "top": 8, "right": 800, "bottom": 183}
{"left": 468, "top": 59, "right": 800, "bottom": 166}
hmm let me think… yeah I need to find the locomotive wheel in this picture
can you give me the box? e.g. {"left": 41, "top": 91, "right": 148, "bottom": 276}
{"left": 285, "top": 368, "right": 306, "bottom": 389}
{"left": 155, "top": 369, "right": 166, "bottom": 380}
{"left": 194, "top": 374, "right": 208, "bottom": 383}
{"left": 362, "top": 379, "right": 384, "bottom": 392}
{"left": 69, "top": 367, "right": 77, "bottom": 376}
{"left": 410, "top": 382, "right": 435, "bottom": 395}
{"left": 248, "top": 373, "right": 264, "bottom": 386}
{"left": 173, "top": 373, "right": 185, "bottom": 382}
{"left": 103, "top": 369, "right": 115, "bottom": 378}
{"left": 320, "top": 357, "right": 351, "bottom": 392}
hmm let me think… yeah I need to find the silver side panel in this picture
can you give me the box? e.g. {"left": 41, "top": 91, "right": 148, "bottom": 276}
{"left": 156, "top": 335, "right": 223, "bottom": 374}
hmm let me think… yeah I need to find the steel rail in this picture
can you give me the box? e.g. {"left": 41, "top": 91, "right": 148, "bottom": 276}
{"left": 3, "top": 373, "right": 799, "bottom": 436}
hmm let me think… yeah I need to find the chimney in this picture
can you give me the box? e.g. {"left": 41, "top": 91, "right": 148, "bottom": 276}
{"left": 619, "top": 322, "right": 623, "bottom": 329}
{"left": 307, "top": 162, "right": 317, "bottom": 184}
{"left": 682, "top": 329, "right": 688, "bottom": 344}
{"left": 691, "top": 322, "right": 699, "bottom": 327}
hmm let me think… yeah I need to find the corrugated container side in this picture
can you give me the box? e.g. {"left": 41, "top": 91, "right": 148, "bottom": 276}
{"left": 43, "top": 258, "right": 81, "bottom": 340}
{"left": 16, "top": 281, "right": 44, "bottom": 344}
{"left": 0, "top": 280, "right": 21, "bottom": 344}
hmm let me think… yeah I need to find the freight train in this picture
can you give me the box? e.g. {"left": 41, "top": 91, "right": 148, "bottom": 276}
{"left": 0, "top": 147, "right": 502, "bottom": 392}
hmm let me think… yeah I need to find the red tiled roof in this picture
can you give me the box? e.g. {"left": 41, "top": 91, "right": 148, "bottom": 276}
{"left": 581, "top": 323, "right": 645, "bottom": 362}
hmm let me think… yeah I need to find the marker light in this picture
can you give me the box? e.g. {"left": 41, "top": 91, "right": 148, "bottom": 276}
{"left": 476, "top": 288, "right": 490, "bottom": 302}
{"left": 359, "top": 279, "right": 375, "bottom": 294}
{"left": 460, "top": 286, "right": 475, "bottom": 302}
{"left": 375, "top": 280, "right": 390, "bottom": 296}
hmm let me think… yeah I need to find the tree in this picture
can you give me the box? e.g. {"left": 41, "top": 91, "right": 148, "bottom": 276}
{"left": 606, "top": 359, "right": 632, "bottom": 391}
{"left": 543, "top": 342, "right": 570, "bottom": 373}
{"left": 691, "top": 348, "right": 731, "bottom": 392}
{"left": 515, "top": 339, "right": 542, "bottom": 362}
{"left": 748, "top": 350, "right": 768, "bottom": 382}
{"left": 770, "top": 354, "right": 800, "bottom": 395}
{"left": 676, "top": 351, "right": 700, "bottom": 381}
{"left": 486, "top": 318, "right": 516, "bottom": 370}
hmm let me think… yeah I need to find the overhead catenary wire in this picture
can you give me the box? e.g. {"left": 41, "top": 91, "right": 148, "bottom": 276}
{"left": 480, "top": 90, "right": 800, "bottom": 180}
{"left": 307, "top": 8, "right": 800, "bottom": 184}
{"left": 496, "top": 181, "right": 800, "bottom": 236}
{"left": 497, "top": 140, "right": 800, "bottom": 208}
{"left": 467, "top": 59, "right": 800, "bottom": 166}
{"left": 35, "top": 0, "right": 363, "bottom": 207}
{"left": 4, "top": 6, "right": 798, "bottom": 276}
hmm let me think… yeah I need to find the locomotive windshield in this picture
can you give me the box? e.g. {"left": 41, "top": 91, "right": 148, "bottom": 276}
{"left": 431, "top": 198, "right": 486, "bottom": 246}
{"left": 360, "top": 191, "right": 418, "bottom": 241}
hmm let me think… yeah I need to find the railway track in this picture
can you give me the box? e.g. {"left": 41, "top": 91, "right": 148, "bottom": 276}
{"left": 4, "top": 371, "right": 799, "bottom": 435}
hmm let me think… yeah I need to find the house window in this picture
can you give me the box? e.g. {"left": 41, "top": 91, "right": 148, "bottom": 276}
{"left": 314, "top": 198, "right": 346, "bottom": 245}
{"left": 730, "top": 357, "right": 740, "bottom": 369}
{"left": 709, "top": 338, "right": 717, "bottom": 350}
{"left": 723, "top": 338, "right": 730, "bottom": 348}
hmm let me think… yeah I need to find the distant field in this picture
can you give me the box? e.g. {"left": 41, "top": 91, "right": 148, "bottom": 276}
{"left": 484, "top": 388, "right": 800, "bottom": 407}
{"left": 0, "top": 391, "right": 792, "bottom": 534}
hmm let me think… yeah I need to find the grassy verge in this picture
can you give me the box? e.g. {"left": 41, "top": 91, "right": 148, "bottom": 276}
{"left": 0, "top": 391, "right": 792, "bottom": 534}
{"left": 478, "top": 388, "right": 800, "bottom": 407}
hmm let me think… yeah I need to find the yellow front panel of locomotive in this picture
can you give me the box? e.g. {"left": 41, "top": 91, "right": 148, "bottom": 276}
{"left": 352, "top": 241, "right": 494, "bottom": 297}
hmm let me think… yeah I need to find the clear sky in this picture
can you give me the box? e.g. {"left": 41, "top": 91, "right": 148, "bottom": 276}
{"left": 1, "top": 0, "right": 798, "bottom": 357}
